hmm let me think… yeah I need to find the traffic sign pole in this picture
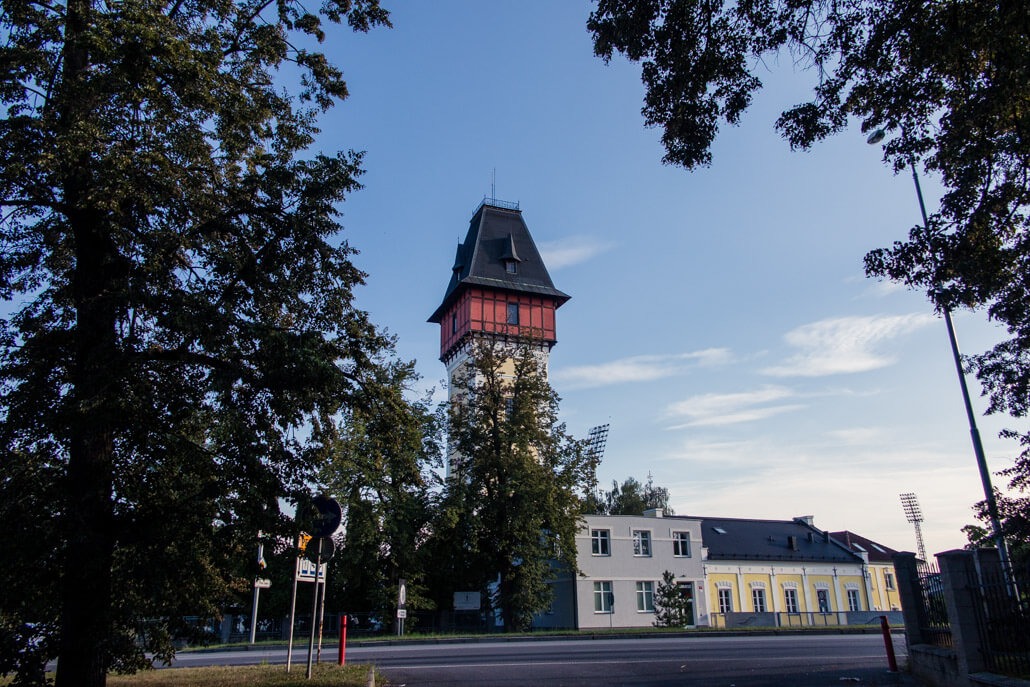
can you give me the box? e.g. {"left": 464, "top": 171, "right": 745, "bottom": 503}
{"left": 305, "top": 539, "right": 323, "bottom": 679}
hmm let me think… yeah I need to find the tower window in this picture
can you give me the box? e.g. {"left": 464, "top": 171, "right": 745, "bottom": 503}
{"left": 451, "top": 313, "right": 457, "bottom": 334}
{"left": 506, "top": 302, "right": 519, "bottom": 325}
{"left": 505, "top": 260, "right": 517, "bottom": 274}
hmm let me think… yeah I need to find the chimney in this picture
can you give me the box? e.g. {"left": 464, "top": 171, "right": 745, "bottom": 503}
{"left": 788, "top": 535, "right": 799, "bottom": 551}
{"left": 794, "top": 515, "right": 814, "bottom": 527}
{"left": 643, "top": 508, "right": 664, "bottom": 518}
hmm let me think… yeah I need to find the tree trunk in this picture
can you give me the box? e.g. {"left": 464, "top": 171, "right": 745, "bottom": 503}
{"left": 54, "top": 1, "right": 120, "bottom": 684}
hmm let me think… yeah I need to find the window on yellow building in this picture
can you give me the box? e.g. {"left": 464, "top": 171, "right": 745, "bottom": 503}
{"left": 718, "top": 588, "right": 733, "bottom": 614}
{"left": 784, "top": 588, "right": 799, "bottom": 613}
{"left": 752, "top": 588, "right": 767, "bottom": 613}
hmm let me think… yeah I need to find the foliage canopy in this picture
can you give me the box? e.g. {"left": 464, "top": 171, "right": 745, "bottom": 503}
{"left": 0, "top": 0, "right": 391, "bottom": 684}
{"left": 589, "top": 0, "right": 1029, "bottom": 550}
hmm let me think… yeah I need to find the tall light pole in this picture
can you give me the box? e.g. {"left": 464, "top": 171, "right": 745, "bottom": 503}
{"left": 868, "top": 129, "right": 1011, "bottom": 574}
{"left": 899, "top": 492, "right": 928, "bottom": 563}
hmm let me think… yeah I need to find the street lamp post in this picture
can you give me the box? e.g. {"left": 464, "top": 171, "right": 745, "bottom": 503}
{"left": 867, "top": 129, "right": 1011, "bottom": 575}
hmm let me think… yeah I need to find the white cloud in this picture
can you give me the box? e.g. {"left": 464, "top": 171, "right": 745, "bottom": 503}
{"left": 537, "top": 236, "right": 615, "bottom": 269}
{"left": 553, "top": 349, "right": 732, "bottom": 390}
{"left": 664, "top": 385, "right": 804, "bottom": 428}
{"left": 762, "top": 313, "right": 936, "bottom": 377}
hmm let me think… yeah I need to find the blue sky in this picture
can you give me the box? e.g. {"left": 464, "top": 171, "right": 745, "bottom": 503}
{"left": 317, "top": 1, "right": 1017, "bottom": 557}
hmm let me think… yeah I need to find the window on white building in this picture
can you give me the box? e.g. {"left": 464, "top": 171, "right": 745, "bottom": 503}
{"left": 636, "top": 582, "right": 655, "bottom": 612}
{"left": 591, "top": 529, "right": 610, "bottom": 556}
{"left": 632, "top": 530, "right": 652, "bottom": 557}
{"left": 594, "top": 581, "right": 613, "bottom": 613}
{"left": 784, "top": 588, "right": 799, "bottom": 613}
{"left": 673, "top": 531, "right": 691, "bottom": 557}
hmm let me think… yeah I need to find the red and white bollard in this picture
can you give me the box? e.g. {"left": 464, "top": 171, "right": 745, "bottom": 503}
{"left": 880, "top": 615, "right": 898, "bottom": 672}
{"left": 338, "top": 614, "right": 347, "bottom": 666}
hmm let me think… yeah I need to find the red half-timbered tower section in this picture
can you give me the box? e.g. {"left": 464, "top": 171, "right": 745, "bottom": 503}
{"left": 429, "top": 199, "right": 569, "bottom": 365}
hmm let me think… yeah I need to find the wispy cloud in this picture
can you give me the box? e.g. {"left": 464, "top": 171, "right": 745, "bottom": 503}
{"left": 762, "top": 314, "right": 936, "bottom": 377}
{"left": 664, "top": 385, "right": 805, "bottom": 428}
{"left": 538, "top": 236, "right": 615, "bottom": 269}
{"left": 554, "top": 349, "right": 732, "bottom": 390}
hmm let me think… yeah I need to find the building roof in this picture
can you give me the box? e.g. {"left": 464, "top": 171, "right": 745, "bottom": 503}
{"left": 829, "top": 530, "right": 899, "bottom": 564}
{"left": 693, "top": 516, "right": 863, "bottom": 563}
{"left": 428, "top": 200, "right": 570, "bottom": 323}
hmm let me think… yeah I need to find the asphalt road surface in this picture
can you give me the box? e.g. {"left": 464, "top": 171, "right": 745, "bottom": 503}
{"left": 173, "top": 633, "right": 915, "bottom": 687}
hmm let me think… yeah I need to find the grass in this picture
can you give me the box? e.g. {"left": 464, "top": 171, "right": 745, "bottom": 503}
{"left": 106, "top": 663, "right": 377, "bottom": 686}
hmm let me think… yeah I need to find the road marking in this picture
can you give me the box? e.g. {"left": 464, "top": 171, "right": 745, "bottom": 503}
{"left": 380, "top": 655, "right": 894, "bottom": 670}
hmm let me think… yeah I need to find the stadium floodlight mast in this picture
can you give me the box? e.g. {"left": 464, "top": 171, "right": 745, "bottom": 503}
{"left": 868, "top": 128, "right": 1011, "bottom": 576}
{"left": 899, "top": 493, "right": 928, "bottom": 563}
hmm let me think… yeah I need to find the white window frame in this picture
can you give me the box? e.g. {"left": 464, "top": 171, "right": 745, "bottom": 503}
{"left": 847, "top": 588, "right": 861, "bottom": 612}
{"left": 635, "top": 581, "right": 655, "bottom": 612}
{"left": 784, "top": 587, "right": 799, "bottom": 613}
{"left": 632, "top": 529, "right": 652, "bottom": 557}
{"left": 591, "top": 529, "right": 610, "bottom": 556}
{"left": 752, "top": 587, "right": 767, "bottom": 613}
{"left": 593, "top": 581, "right": 613, "bottom": 613}
{"left": 718, "top": 587, "right": 733, "bottom": 614}
{"left": 672, "top": 531, "right": 691, "bottom": 557}
{"left": 817, "top": 589, "right": 831, "bottom": 613}
{"left": 884, "top": 570, "right": 895, "bottom": 590}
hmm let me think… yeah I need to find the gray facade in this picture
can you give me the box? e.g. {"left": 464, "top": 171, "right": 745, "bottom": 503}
{"left": 536, "top": 511, "right": 708, "bottom": 629}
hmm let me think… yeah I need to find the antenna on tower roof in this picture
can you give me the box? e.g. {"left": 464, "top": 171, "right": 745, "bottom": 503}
{"left": 900, "top": 492, "right": 928, "bottom": 562}
{"left": 491, "top": 168, "right": 496, "bottom": 200}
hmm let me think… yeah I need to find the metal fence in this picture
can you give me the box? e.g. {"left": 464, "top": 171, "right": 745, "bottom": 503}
{"left": 967, "top": 565, "right": 1030, "bottom": 679}
{"left": 915, "top": 562, "right": 953, "bottom": 648}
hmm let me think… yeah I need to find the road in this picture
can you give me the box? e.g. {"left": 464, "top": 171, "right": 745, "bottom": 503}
{"left": 173, "top": 633, "right": 914, "bottom": 686}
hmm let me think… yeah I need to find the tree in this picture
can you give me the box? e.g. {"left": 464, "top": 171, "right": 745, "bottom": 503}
{"left": 0, "top": 0, "right": 392, "bottom": 684}
{"left": 588, "top": 0, "right": 1029, "bottom": 555}
{"left": 590, "top": 474, "right": 674, "bottom": 515}
{"left": 652, "top": 570, "right": 692, "bottom": 628}
{"left": 441, "top": 340, "right": 598, "bottom": 632}
{"left": 318, "top": 359, "right": 443, "bottom": 628}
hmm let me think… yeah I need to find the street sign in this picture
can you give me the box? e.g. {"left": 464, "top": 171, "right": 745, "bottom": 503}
{"left": 396, "top": 609, "right": 407, "bottom": 619}
{"left": 255, "top": 578, "right": 271, "bottom": 589}
{"left": 305, "top": 495, "right": 342, "bottom": 537}
{"left": 454, "top": 591, "right": 481, "bottom": 611}
{"left": 297, "top": 558, "right": 327, "bottom": 582}
{"left": 302, "top": 535, "right": 335, "bottom": 562}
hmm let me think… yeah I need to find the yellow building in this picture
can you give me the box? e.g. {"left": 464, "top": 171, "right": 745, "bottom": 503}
{"left": 700, "top": 516, "right": 877, "bottom": 627}
{"left": 830, "top": 530, "right": 902, "bottom": 612}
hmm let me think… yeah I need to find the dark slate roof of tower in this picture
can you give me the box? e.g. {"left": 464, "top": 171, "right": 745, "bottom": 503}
{"left": 429, "top": 200, "right": 570, "bottom": 323}
{"left": 692, "top": 516, "right": 863, "bottom": 563}
{"left": 829, "top": 530, "right": 899, "bottom": 564}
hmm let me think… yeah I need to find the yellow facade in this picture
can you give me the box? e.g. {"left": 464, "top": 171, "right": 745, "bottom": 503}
{"left": 705, "top": 562, "right": 873, "bottom": 627}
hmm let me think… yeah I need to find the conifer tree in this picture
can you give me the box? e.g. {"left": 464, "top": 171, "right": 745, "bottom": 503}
{"left": 653, "top": 570, "right": 692, "bottom": 628}
{"left": 442, "top": 340, "right": 597, "bottom": 631}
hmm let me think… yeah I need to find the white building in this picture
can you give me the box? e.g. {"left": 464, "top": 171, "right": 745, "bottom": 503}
{"left": 535, "top": 511, "right": 708, "bottom": 629}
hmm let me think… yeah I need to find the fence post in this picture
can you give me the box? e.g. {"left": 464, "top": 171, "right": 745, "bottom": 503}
{"left": 937, "top": 549, "right": 987, "bottom": 677}
{"left": 892, "top": 552, "right": 927, "bottom": 647}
